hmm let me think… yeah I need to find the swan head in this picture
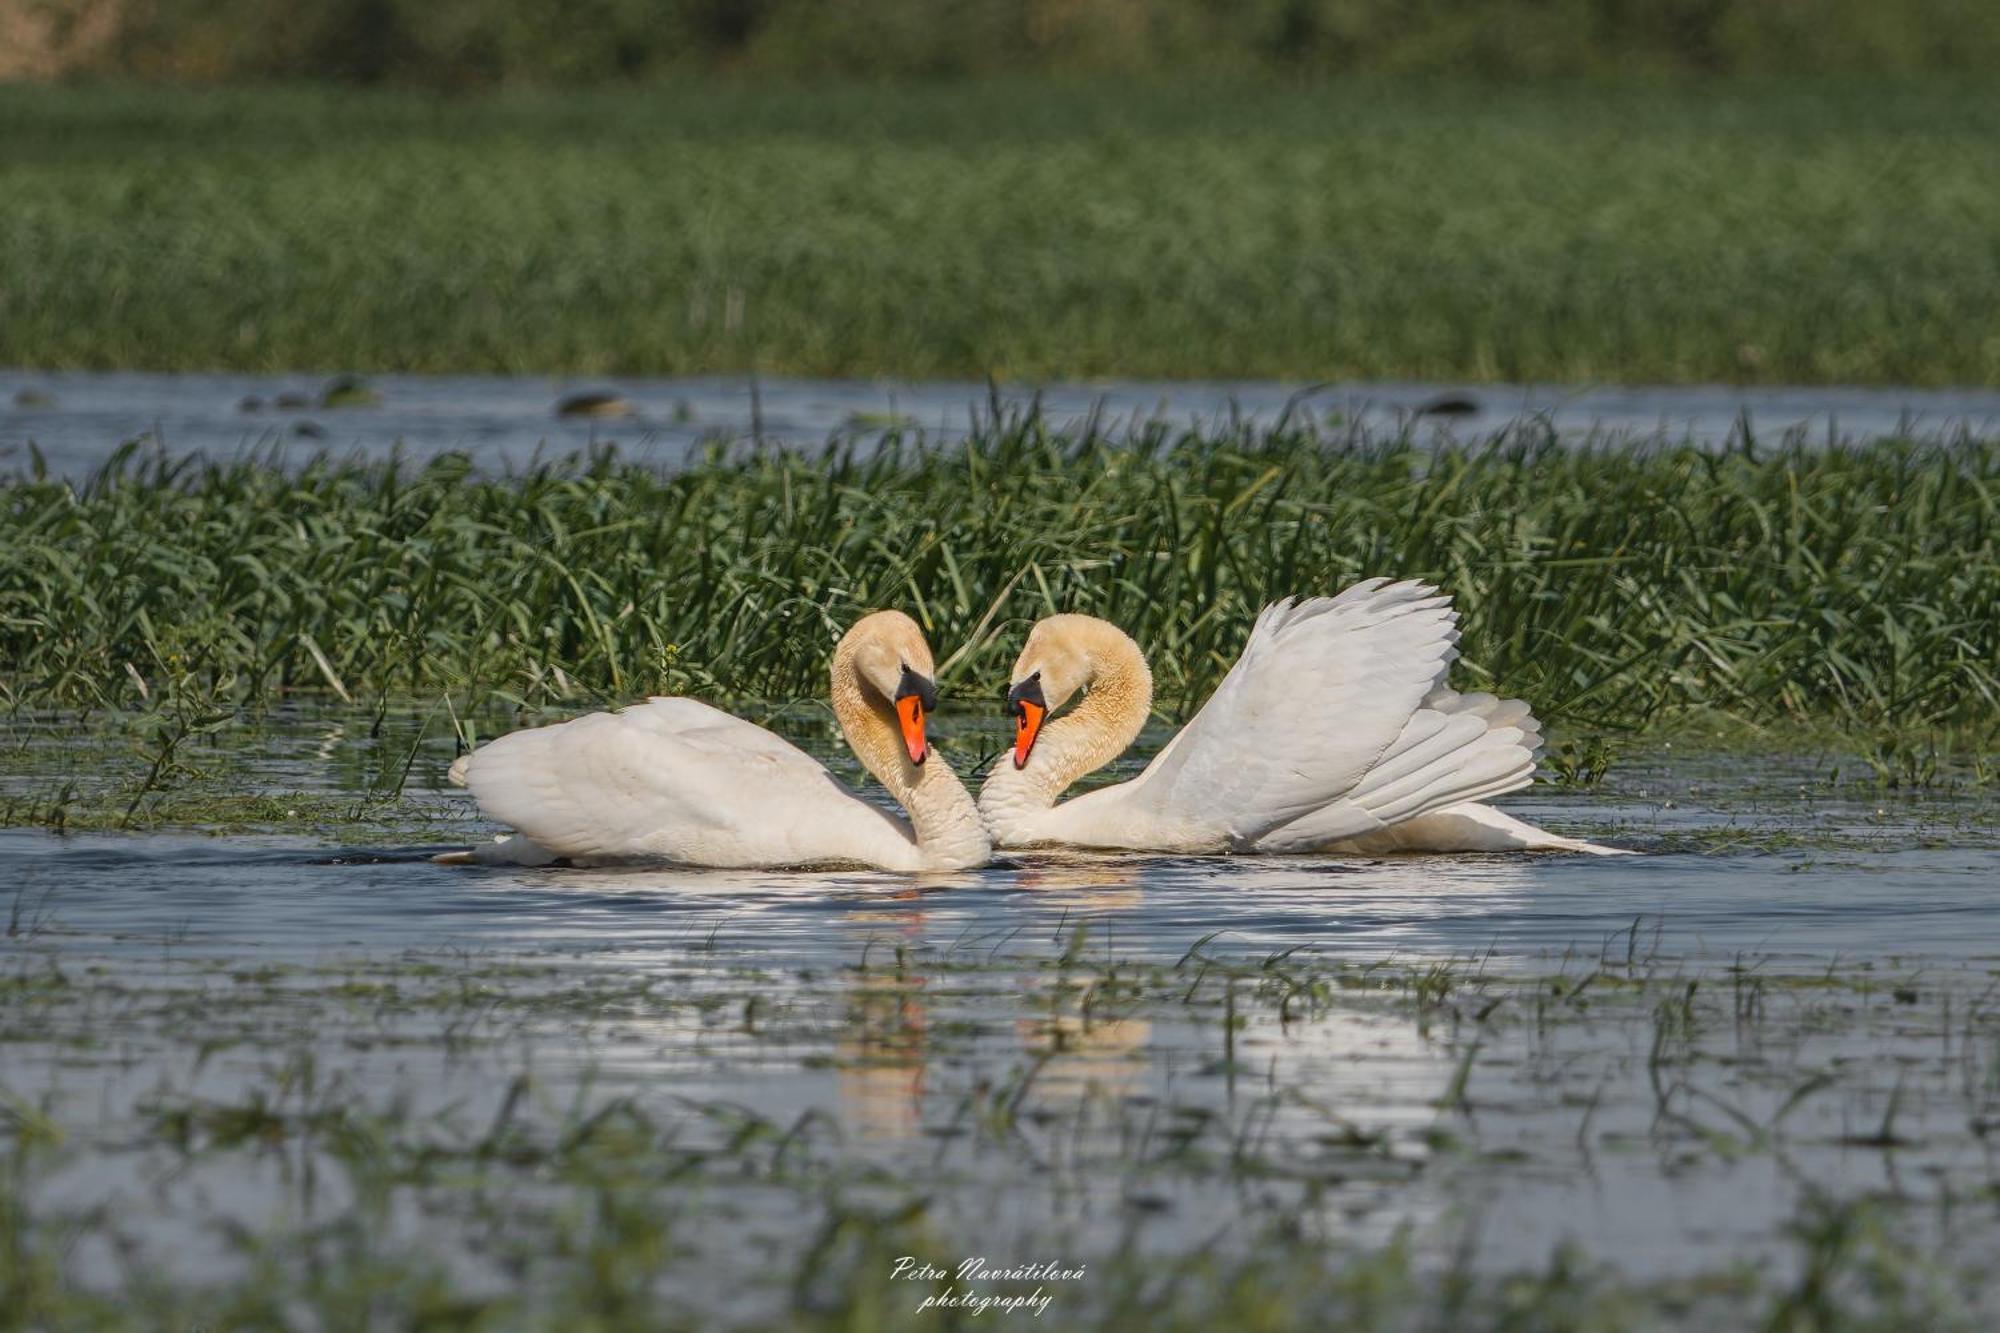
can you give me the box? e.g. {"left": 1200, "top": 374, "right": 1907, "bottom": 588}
{"left": 1005, "top": 613, "right": 1144, "bottom": 769}
{"left": 835, "top": 610, "right": 939, "bottom": 766}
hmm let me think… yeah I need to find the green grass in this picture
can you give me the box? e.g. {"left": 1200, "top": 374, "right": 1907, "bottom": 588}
{"left": 3, "top": 79, "right": 2000, "bottom": 383}
{"left": 3, "top": 417, "right": 1996, "bottom": 782}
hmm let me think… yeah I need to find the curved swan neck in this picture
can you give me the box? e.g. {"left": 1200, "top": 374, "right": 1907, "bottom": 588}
{"left": 832, "top": 656, "right": 990, "bottom": 871}
{"left": 980, "top": 620, "right": 1153, "bottom": 835}
{"left": 896, "top": 751, "right": 991, "bottom": 870}
{"left": 1041, "top": 619, "right": 1155, "bottom": 791}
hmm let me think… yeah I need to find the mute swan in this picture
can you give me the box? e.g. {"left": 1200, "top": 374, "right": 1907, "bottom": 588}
{"left": 978, "top": 579, "right": 1625, "bottom": 856}
{"left": 438, "top": 611, "right": 990, "bottom": 871}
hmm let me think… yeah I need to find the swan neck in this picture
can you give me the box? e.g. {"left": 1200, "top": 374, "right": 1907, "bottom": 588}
{"left": 979, "top": 624, "right": 1151, "bottom": 839}
{"left": 897, "top": 751, "right": 991, "bottom": 870}
{"left": 832, "top": 659, "right": 989, "bottom": 870}
{"left": 1047, "top": 628, "right": 1154, "bottom": 791}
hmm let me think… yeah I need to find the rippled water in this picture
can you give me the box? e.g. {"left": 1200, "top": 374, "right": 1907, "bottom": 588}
{"left": 8, "top": 370, "right": 1997, "bottom": 1317}
{"left": 8, "top": 711, "right": 1995, "bottom": 964}
{"left": 7, "top": 370, "right": 2000, "bottom": 478}
{"left": 11, "top": 806, "right": 1999, "bottom": 966}
{"left": 5, "top": 704, "right": 1999, "bottom": 1319}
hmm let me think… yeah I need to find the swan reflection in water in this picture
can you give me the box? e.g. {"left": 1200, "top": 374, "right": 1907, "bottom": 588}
{"left": 478, "top": 849, "right": 1558, "bottom": 1145}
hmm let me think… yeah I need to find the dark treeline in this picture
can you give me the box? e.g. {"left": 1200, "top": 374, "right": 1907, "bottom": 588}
{"left": 39, "top": 0, "right": 2000, "bottom": 85}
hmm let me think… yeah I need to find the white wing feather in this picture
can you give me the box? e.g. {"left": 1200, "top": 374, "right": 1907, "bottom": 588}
{"left": 1254, "top": 686, "right": 1544, "bottom": 850}
{"left": 1110, "top": 579, "right": 1463, "bottom": 847}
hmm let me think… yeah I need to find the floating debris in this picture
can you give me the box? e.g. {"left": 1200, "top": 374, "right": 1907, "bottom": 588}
{"left": 556, "top": 390, "right": 637, "bottom": 419}
{"left": 319, "top": 375, "right": 380, "bottom": 409}
{"left": 293, "top": 421, "right": 327, "bottom": 439}
{"left": 11, "top": 388, "right": 56, "bottom": 409}
{"left": 843, "top": 409, "right": 916, "bottom": 431}
{"left": 1415, "top": 393, "right": 1480, "bottom": 417}
{"left": 273, "top": 391, "right": 313, "bottom": 410}
{"left": 238, "top": 395, "right": 266, "bottom": 413}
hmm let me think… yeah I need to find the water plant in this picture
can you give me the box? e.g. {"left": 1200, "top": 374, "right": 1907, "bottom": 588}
{"left": 3, "top": 917, "right": 1995, "bottom": 1330}
{"left": 4, "top": 417, "right": 1994, "bottom": 780}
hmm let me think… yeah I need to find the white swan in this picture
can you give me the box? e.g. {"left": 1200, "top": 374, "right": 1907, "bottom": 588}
{"left": 438, "top": 611, "right": 990, "bottom": 871}
{"left": 977, "top": 579, "right": 1626, "bottom": 856}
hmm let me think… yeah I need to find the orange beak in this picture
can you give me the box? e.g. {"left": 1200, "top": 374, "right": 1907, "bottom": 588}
{"left": 1012, "top": 698, "right": 1045, "bottom": 769}
{"left": 895, "top": 693, "right": 929, "bottom": 765}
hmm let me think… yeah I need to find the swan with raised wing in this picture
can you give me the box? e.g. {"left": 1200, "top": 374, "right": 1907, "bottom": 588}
{"left": 978, "top": 579, "right": 1624, "bottom": 856}
{"left": 439, "top": 611, "right": 990, "bottom": 871}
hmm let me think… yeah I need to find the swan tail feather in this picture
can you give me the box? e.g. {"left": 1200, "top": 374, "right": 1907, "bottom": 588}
{"left": 1327, "top": 803, "right": 1634, "bottom": 856}
{"left": 1255, "top": 689, "right": 1545, "bottom": 850}
{"left": 433, "top": 834, "right": 564, "bottom": 867}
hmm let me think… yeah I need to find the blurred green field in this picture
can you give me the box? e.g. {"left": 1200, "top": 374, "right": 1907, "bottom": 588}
{"left": 3, "top": 79, "right": 1998, "bottom": 384}
{"left": 53, "top": 0, "right": 2000, "bottom": 84}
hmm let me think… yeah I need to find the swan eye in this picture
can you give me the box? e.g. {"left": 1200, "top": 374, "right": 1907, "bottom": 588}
{"left": 891, "top": 667, "right": 935, "bottom": 766}
{"left": 1006, "top": 674, "right": 1048, "bottom": 767}
{"left": 895, "top": 665, "right": 937, "bottom": 713}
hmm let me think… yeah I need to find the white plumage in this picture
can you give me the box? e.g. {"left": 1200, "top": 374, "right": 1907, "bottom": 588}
{"left": 443, "top": 698, "right": 915, "bottom": 867}
{"left": 437, "top": 612, "right": 990, "bottom": 873}
{"left": 978, "top": 579, "right": 1627, "bottom": 856}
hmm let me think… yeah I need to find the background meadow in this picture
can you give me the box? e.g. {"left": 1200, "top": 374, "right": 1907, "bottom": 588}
{"left": 4, "top": 79, "right": 2000, "bottom": 384}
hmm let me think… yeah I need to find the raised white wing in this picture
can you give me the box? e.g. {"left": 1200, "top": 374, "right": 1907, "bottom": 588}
{"left": 1112, "top": 579, "right": 1465, "bottom": 846}
{"left": 453, "top": 697, "right": 915, "bottom": 867}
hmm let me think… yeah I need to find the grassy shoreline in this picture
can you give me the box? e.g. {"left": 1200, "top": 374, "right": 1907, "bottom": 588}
{"left": 4, "top": 79, "right": 1999, "bottom": 384}
{"left": 3, "top": 418, "right": 1995, "bottom": 788}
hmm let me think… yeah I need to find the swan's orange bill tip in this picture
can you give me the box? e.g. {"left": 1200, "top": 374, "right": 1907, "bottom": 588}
{"left": 895, "top": 694, "right": 928, "bottom": 764}
{"left": 1012, "top": 699, "right": 1046, "bottom": 768}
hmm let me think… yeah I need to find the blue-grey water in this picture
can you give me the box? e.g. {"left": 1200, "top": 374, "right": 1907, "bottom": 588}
{"left": 7, "top": 708, "right": 1993, "bottom": 966}
{"left": 6, "top": 703, "right": 1999, "bottom": 1321}
{"left": 6, "top": 371, "right": 1997, "bottom": 1318}
{"left": 7, "top": 370, "right": 2000, "bottom": 478}
{"left": 7, "top": 793, "right": 1995, "bottom": 966}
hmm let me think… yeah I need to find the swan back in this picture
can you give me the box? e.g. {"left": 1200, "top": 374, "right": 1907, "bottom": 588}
{"left": 1125, "top": 580, "right": 1461, "bottom": 844}
{"left": 452, "top": 696, "right": 913, "bottom": 866}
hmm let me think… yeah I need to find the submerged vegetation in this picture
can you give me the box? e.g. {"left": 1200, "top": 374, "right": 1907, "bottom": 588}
{"left": 5, "top": 909, "right": 1999, "bottom": 1329}
{"left": 3, "top": 417, "right": 1995, "bottom": 787}
{"left": 4, "top": 80, "right": 2000, "bottom": 383}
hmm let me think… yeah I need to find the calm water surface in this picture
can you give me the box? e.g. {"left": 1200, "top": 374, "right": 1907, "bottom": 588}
{"left": 4, "top": 711, "right": 1998, "bottom": 1314}
{"left": 7, "top": 370, "right": 2000, "bottom": 478}
{"left": 7, "top": 716, "right": 1994, "bottom": 964}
